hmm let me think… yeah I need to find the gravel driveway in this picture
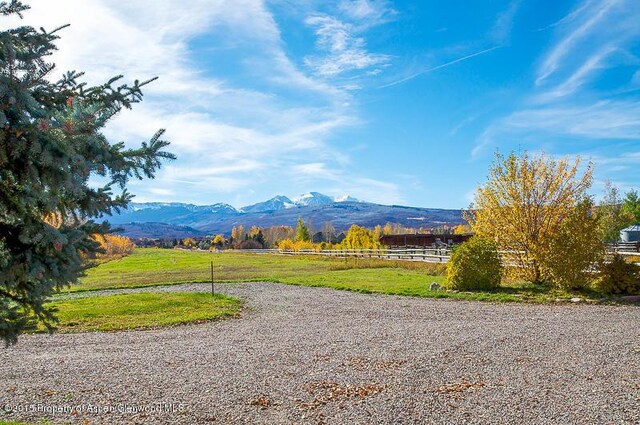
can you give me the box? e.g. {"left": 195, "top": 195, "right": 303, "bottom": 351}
{"left": 1, "top": 282, "right": 639, "bottom": 424}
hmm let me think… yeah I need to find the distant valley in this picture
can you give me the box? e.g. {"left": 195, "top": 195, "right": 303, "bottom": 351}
{"left": 106, "top": 192, "right": 465, "bottom": 238}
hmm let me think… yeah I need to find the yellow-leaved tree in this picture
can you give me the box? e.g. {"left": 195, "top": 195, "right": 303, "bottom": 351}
{"left": 212, "top": 234, "right": 225, "bottom": 248}
{"left": 231, "top": 225, "right": 245, "bottom": 242}
{"left": 340, "top": 225, "right": 381, "bottom": 249}
{"left": 182, "top": 238, "right": 196, "bottom": 248}
{"left": 248, "top": 226, "right": 262, "bottom": 238}
{"left": 544, "top": 199, "right": 604, "bottom": 289}
{"left": 372, "top": 225, "right": 383, "bottom": 244}
{"left": 453, "top": 224, "right": 472, "bottom": 235}
{"left": 466, "top": 151, "right": 598, "bottom": 284}
{"left": 93, "top": 234, "right": 135, "bottom": 259}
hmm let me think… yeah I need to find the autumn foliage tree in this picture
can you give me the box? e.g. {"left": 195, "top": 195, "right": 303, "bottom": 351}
{"left": 212, "top": 234, "right": 225, "bottom": 248}
{"left": 182, "top": 238, "right": 196, "bottom": 248}
{"left": 340, "top": 225, "right": 381, "bottom": 250}
{"left": 230, "top": 225, "right": 245, "bottom": 247}
{"left": 276, "top": 238, "right": 317, "bottom": 251}
{"left": 248, "top": 226, "right": 265, "bottom": 247}
{"left": 453, "top": 224, "right": 472, "bottom": 235}
{"left": 93, "top": 234, "right": 135, "bottom": 260}
{"left": 467, "top": 152, "right": 597, "bottom": 284}
{"left": 263, "top": 225, "right": 294, "bottom": 247}
{"left": 544, "top": 199, "right": 604, "bottom": 289}
{"left": 0, "top": 2, "right": 174, "bottom": 344}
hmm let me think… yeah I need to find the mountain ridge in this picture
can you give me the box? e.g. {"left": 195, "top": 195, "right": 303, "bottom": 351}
{"left": 109, "top": 192, "right": 465, "bottom": 238}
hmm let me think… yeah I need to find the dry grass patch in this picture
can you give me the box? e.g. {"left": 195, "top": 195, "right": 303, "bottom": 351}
{"left": 297, "top": 380, "right": 385, "bottom": 410}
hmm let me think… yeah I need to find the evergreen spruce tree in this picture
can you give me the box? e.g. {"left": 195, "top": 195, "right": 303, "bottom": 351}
{"left": 0, "top": 1, "right": 175, "bottom": 345}
{"left": 295, "top": 217, "right": 310, "bottom": 242}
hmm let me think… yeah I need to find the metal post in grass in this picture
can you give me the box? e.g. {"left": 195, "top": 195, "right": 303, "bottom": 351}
{"left": 211, "top": 261, "right": 216, "bottom": 295}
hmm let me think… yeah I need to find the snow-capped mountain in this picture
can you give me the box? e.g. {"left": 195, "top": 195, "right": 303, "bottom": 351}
{"left": 242, "top": 192, "right": 358, "bottom": 213}
{"left": 124, "top": 192, "right": 351, "bottom": 220}
{"left": 334, "top": 195, "right": 360, "bottom": 203}
{"left": 204, "top": 203, "right": 240, "bottom": 214}
{"left": 241, "top": 196, "right": 295, "bottom": 213}
{"left": 292, "top": 192, "right": 335, "bottom": 207}
{"left": 128, "top": 202, "right": 239, "bottom": 214}
{"left": 128, "top": 202, "right": 201, "bottom": 212}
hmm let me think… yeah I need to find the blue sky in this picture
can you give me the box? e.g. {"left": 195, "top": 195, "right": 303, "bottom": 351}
{"left": 7, "top": 0, "right": 640, "bottom": 208}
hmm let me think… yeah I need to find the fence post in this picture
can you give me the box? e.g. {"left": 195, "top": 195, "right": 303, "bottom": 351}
{"left": 211, "top": 261, "right": 216, "bottom": 295}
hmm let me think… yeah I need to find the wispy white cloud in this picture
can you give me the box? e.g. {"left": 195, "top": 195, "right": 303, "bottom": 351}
{"left": 148, "top": 187, "right": 175, "bottom": 197}
{"left": 473, "top": 0, "right": 640, "bottom": 163}
{"left": 534, "top": 0, "right": 640, "bottom": 103}
{"left": 2, "top": 0, "right": 402, "bottom": 206}
{"left": 571, "top": 151, "right": 640, "bottom": 196}
{"left": 534, "top": 0, "right": 594, "bottom": 32}
{"left": 490, "top": 0, "right": 521, "bottom": 44}
{"left": 504, "top": 101, "right": 640, "bottom": 139}
{"left": 292, "top": 162, "right": 334, "bottom": 176}
{"left": 304, "top": 14, "right": 390, "bottom": 77}
{"left": 472, "top": 100, "right": 640, "bottom": 158}
{"left": 535, "top": 46, "right": 617, "bottom": 101}
{"left": 535, "top": 0, "right": 626, "bottom": 85}
{"left": 337, "top": 0, "right": 397, "bottom": 28}
{"left": 346, "top": 177, "right": 405, "bottom": 204}
{"left": 590, "top": 151, "right": 640, "bottom": 167}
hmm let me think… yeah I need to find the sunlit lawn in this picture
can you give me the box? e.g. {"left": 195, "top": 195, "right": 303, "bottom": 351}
{"left": 40, "top": 292, "right": 241, "bottom": 333}
{"left": 75, "top": 248, "right": 447, "bottom": 291}
{"left": 65, "top": 248, "right": 612, "bottom": 304}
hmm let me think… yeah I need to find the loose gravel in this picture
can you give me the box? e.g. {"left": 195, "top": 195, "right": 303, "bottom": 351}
{"left": 1, "top": 282, "right": 638, "bottom": 424}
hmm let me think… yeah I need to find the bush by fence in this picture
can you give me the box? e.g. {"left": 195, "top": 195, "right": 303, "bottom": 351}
{"left": 597, "top": 254, "right": 640, "bottom": 294}
{"left": 445, "top": 237, "right": 502, "bottom": 291}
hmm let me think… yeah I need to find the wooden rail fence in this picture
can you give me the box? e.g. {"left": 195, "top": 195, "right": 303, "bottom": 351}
{"left": 232, "top": 248, "right": 451, "bottom": 263}
{"left": 225, "top": 246, "right": 640, "bottom": 265}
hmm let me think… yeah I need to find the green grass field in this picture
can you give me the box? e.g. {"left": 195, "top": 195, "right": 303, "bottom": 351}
{"left": 0, "top": 419, "right": 54, "bottom": 425}
{"left": 42, "top": 292, "right": 240, "bottom": 333}
{"left": 69, "top": 248, "right": 606, "bottom": 303}
{"left": 75, "top": 248, "right": 448, "bottom": 291}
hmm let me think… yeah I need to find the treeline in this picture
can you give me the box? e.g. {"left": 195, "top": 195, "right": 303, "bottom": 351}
{"left": 214, "top": 220, "right": 470, "bottom": 251}
{"left": 596, "top": 182, "right": 640, "bottom": 242}
{"left": 136, "top": 219, "right": 470, "bottom": 251}
{"left": 204, "top": 219, "right": 385, "bottom": 251}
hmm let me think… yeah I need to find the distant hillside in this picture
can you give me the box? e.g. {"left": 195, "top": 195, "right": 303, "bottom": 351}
{"left": 113, "top": 222, "right": 206, "bottom": 239}
{"left": 108, "top": 193, "right": 464, "bottom": 238}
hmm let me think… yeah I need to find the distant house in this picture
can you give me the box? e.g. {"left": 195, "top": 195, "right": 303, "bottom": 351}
{"left": 620, "top": 224, "right": 640, "bottom": 243}
{"left": 379, "top": 233, "right": 472, "bottom": 248}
